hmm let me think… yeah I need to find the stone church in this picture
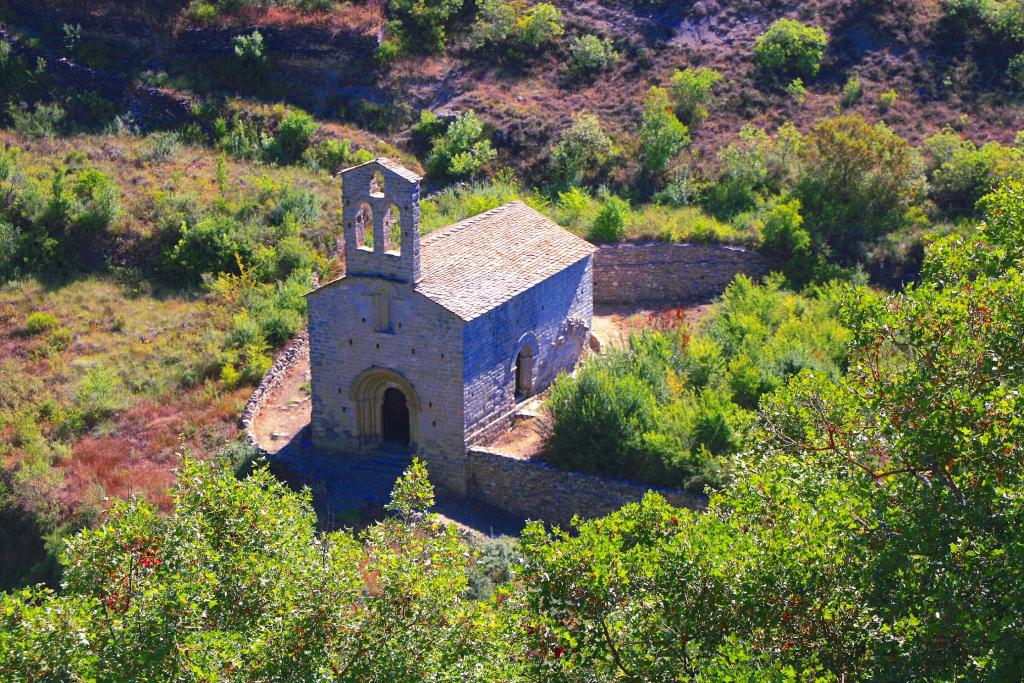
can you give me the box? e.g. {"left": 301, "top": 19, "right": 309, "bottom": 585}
{"left": 306, "top": 158, "right": 595, "bottom": 495}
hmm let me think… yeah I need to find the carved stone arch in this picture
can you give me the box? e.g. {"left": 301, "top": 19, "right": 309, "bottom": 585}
{"left": 511, "top": 332, "right": 540, "bottom": 400}
{"left": 351, "top": 367, "right": 421, "bottom": 447}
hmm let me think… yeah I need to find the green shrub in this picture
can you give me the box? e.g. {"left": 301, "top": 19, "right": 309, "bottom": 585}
{"left": 162, "top": 216, "right": 254, "bottom": 286}
{"left": 638, "top": 86, "right": 691, "bottom": 177}
{"left": 567, "top": 34, "right": 619, "bottom": 78}
{"left": 270, "top": 111, "right": 319, "bottom": 165}
{"left": 390, "top": 0, "right": 464, "bottom": 53}
{"left": 471, "top": 0, "right": 564, "bottom": 58}
{"left": 75, "top": 364, "right": 125, "bottom": 426}
{"left": 588, "top": 194, "right": 630, "bottom": 242}
{"left": 668, "top": 67, "right": 723, "bottom": 126}
{"left": 786, "top": 77, "right": 807, "bottom": 105}
{"left": 425, "top": 111, "right": 496, "bottom": 179}
{"left": 547, "top": 113, "right": 616, "bottom": 190}
{"left": 925, "top": 130, "right": 1024, "bottom": 217}
{"left": 232, "top": 30, "right": 266, "bottom": 67}
{"left": 1008, "top": 53, "right": 1024, "bottom": 91}
{"left": 878, "top": 88, "right": 899, "bottom": 111}
{"left": 269, "top": 187, "right": 322, "bottom": 226}
{"left": 9, "top": 103, "right": 66, "bottom": 139}
{"left": 24, "top": 312, "right": 60, "bottom": 336}
{"left": 753, "top": 18, "right": 828, "bottom": 77}
{"left": 138, "top": 132, "right": 182, "bottom": 164}
{"left": 840, "top": 75, "right": 863, "bottom": 108}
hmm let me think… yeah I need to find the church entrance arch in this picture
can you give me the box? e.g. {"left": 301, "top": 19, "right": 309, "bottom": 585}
{"left": 351, "top": 367, "right": 420, "bottom": 448}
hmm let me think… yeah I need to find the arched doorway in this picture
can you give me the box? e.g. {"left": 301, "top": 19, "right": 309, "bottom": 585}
{"left": 350, "top": 367, "right": 420, "bottom": 448}
{"left": 381, "top": 387, "right": 410, "bottom": 446}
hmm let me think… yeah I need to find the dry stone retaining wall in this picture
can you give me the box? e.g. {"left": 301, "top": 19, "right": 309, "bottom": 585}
{"left": 467, "top": 447, "right": 706, "bottom": 527}
{"left": 593, "top": 242, "right": 769, "bottom": 306}
{"left": 240, "top": 332, "right": 309, "bottom": 450}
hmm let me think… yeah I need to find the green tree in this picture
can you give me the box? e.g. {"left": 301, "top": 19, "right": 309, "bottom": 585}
{"left": 389, "top": 0, "right": 464, "bottom": 53}
{"left": 638, "top": 86, "right": 691, "bottom": 177}
{"left": 753, "top": 18, "right": 829, "bottom": 77}
{"left": 547, "top": 113, "right": 616, "bottom": 190}
{"left": 668, "top": 67, "right": 723, "bottom": 126}
{"left": 471, "top": 0, "right": 564, "bottom": 58}
{"left": 566, "top": 34, "right": 619, "bottom": 79}
{"left": 425, "top": 111, "right": 497, "bottom": 179}
{"left": 796, "top": 114, "right": 923, "bottom": 262}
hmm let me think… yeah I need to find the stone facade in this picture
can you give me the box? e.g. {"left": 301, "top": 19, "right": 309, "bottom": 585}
{"left": 307, "top": 159, "right": 594, "bottom": 495}
{"left": 593, "top": 242, "right": 769, "bottom": 306}
{"left": 467, "top": 447, "right": 707, "bottom": 527}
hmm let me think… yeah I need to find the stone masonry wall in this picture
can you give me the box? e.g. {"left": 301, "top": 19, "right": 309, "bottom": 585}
{"left": 593, "top": 243, "right": 769, "bottom": 306}
{"left": 462, "top": 257, "right": 593, "bottom": 441}
{"left": 467, "top": 448, "right": 707, "bottom": 527}
{"left": 307, "top": 278, "right": 468, "bottom": 494}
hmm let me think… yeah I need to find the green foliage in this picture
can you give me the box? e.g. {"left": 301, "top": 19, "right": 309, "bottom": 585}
{"left": 878, "top": 88, "right": 899, "bottom": 111}
{"left": 566, "top": 34, "right": 620, "bottom": 79}
{"left": 587, "top": 193, "right": 630, "bottom": 242}
{"left": 425, "top": 111, "right": 497, "bottom": 179}
{"left": 668, "top": 67, "right": 723, "bottom": 126}
{"left": 925, "top": 128, "right": 1024, "bottom": 217}
{"left": 547, "top": 113, "right": 616, "bottom": 190}
{"left": 703, "top": 123, "right": 802, "bottom": 219}
{"left": 74, "top": 363, "right": 126, "bottom": 426}
{"left": 389, "top": 0, "right": 464, "bottom": 53}
{"left": 9, "top": 103, "right": 66, "bottom": 139}
{"left": 840, "top": 74, "right": 863, "bottom": 108}
{"left": 0, "top": 458, "right": 512, "bottom": 680}
{"left": 471, "top": 0, "right": 565, "bottom": 58}
{"left": 269, "top": 110, "right": 319, "bottom": 165}
{"left": 547, "top": 275, "right": 851, "bottom": 490}
{"left": 24, "top": 312, "right": 60, "bottom": 336}
{"left": 786, "top": 77, "right": 807, "bottom": 104}
{"left": 796, "top": 114, "right": 924, "bottom": 262}
{"left": 753, "top": 18, "right": 829, "bottom": 77}
{"left": 638, "top": 86, "right": 691, "bottom": 177}
{"left": 232, "top": 30, "right": 266, "bottom": 69}
{"left": 1009, "top": 53, "right": 1024, "bottom": 90}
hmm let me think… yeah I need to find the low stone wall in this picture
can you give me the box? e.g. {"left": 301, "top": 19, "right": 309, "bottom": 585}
{"left": 467, "top": 448, "right": 706, "bottom": 528}
{"left": 593, "top": 242, "right": 769, "bottom": 306}
{"left": 240, "top": 332, "right": 309, "bottom": 450}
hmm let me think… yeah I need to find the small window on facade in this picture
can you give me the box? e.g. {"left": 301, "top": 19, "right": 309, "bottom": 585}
{"left": 372, "top": 289, "right": 391, "bottom": 333}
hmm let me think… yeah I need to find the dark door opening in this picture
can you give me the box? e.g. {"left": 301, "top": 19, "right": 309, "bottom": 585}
{"left": 515, "top": 349, "right": 533, "bottom": 401}
{"left": 381, "top": 387, "right": 410, "bottom": 446}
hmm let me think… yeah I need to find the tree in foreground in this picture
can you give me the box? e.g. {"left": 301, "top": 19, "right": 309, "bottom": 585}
{"left": 0, "top": 458, "right": 512, "bottom": 681}
{"left": 518, "top": 179, "right": 1024, "bottom": 680}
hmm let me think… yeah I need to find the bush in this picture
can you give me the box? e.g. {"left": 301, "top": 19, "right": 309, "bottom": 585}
{"left": 269, "top": 187, "right": 322, "bottom": 226}
{"left": 786, "top": 77, "right": 807, "bottom": 105}
{"left": 840, "top": 75, "right": 863, "bottom": 108}
{"left": 668, "top": 67, "right": 723, "bottom": 126}
{"left": 588, "top": 194, "right": 630, "bottom": 242}
{"left": 9, "top": 103, "right": 66, "bottom": 139}
{"left": 878, "top": 89, "right": 899, "bottom": 111}
{"left": 270, "top": 111, "right": 319, "bottom": 165}
{"left": 24, "top": 312, "right": 60, "bottom": 336}
{"left": 138, "top": 132, "right": 182, "bottom": 164}
{"left": 75, "top": 364, "right": 125, "bottom": 426}
{"left": 796, "top": 114, "right": 923, "bottom": 262}
{"left": 425, "top": 111, "right": 496, "bottom": 179}
{"left": 566, "top": 34, "right": 619, "bottom": 78}
{"left": 925, "top": 130, "right": 1024, "bottom": 217}
{"left": 390, "top": 0, "right": 464, "bottom": 53}
{"left": 638, "top": 86, "right": 691, "bottom": 177}
{"left": 162, "top": 216, "right": 254, "bottom": 286}
{"left": 753, "top": 18, "right": 829, "bottom": 77}
{"left": 1009, "top": 53, "right": 1024, "bottom": 91}
{"left": 471, "top": 0, "right": 564, "bottom": 58}
{"left": 547, "top": 114, "right": 616, "bottom": 190}
{"left": 232, "top": 30, "right": 266, "bottom": 67}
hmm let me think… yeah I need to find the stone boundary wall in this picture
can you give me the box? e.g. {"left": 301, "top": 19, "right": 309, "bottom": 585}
{"left": 241, "top": 332, "right": 309, "bottom": 450}
{"left": 467, "top": 447, "right": 707, "bottom": 528}
{"left": 593, "top": 242, "right": 769, "bottom": 306}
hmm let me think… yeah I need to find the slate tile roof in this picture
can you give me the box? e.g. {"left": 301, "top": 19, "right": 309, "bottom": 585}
{"left": 339, "top": 157, "right": 423, "bottom": 183}
{"left": 417, "top": 201, "right": 595, "bottom": 320}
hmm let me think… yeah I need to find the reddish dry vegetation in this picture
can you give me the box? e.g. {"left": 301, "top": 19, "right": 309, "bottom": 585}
{"left": 66, "top": 388, "right": 249, "bottom": 513}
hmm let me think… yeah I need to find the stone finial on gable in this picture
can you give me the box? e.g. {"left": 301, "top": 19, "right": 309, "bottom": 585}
{"left": 340, "top": 158, "right": 422, "bottom": 284}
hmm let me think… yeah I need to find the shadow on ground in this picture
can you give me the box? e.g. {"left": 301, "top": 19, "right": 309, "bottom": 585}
{"left": 269, "top": 426, "right": 526, "bottom": 538}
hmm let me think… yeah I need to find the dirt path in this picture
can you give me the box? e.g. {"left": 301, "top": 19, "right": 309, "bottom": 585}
{"left": 252, "top": 354, "right": 312, "bottom": 454}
